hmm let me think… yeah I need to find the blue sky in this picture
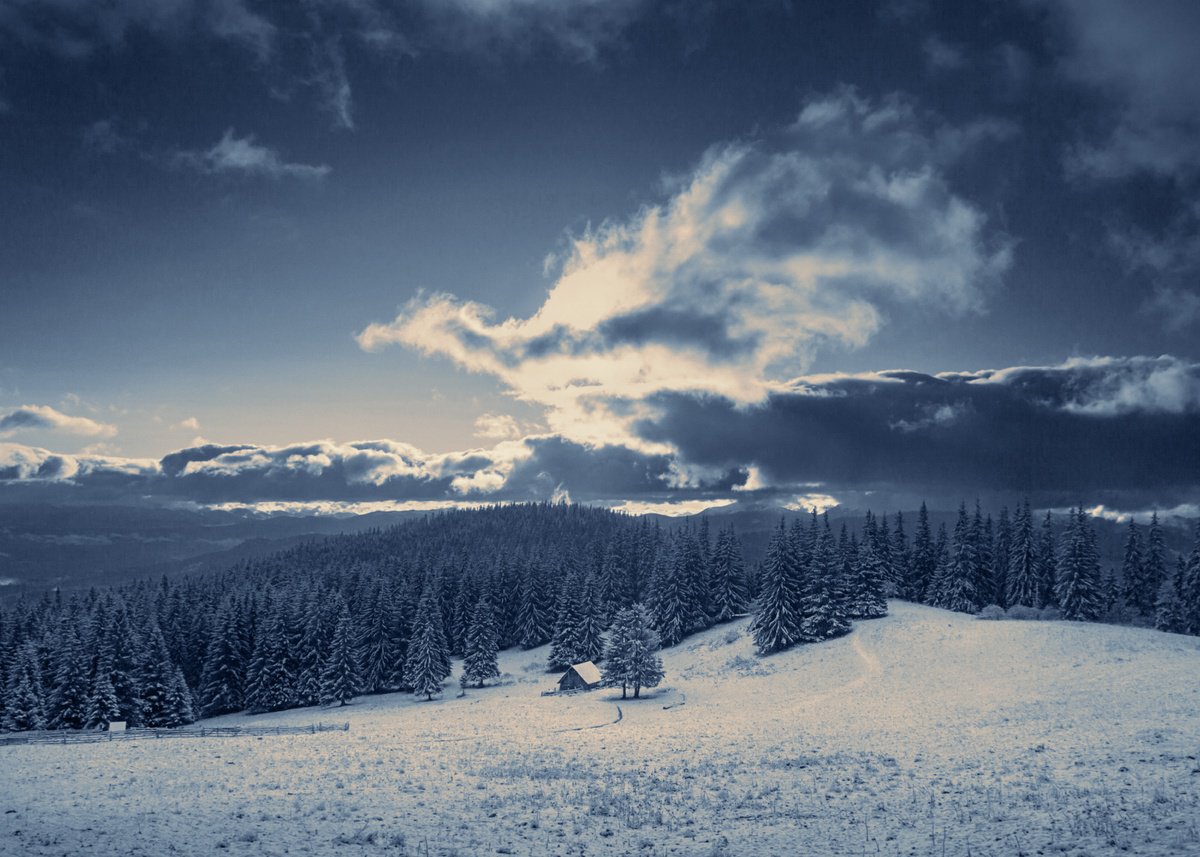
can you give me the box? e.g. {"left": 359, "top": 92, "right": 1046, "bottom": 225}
{"left": 2, "top": 0, "right": 1199, "bottom": 517}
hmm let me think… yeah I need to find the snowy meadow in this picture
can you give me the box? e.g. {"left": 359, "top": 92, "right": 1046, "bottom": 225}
{"left": 3, "top": 602, "right": 1198, "bottom": 857}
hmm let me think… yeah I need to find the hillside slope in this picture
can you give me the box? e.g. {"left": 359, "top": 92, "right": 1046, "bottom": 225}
{"left": 3, "top": 602, "right": 1199, "bottom": 856}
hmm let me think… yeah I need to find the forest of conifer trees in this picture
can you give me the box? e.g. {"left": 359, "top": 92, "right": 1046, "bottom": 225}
{"left": 1, "top": 501, "right": 1198, "bottom": 733}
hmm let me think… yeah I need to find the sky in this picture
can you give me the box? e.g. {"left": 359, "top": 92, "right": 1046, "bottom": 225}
{"left": 1, "top": 0, "right": 1199, "bottom": 519}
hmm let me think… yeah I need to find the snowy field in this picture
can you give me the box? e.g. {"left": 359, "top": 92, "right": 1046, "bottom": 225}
{"left": 3, "top": 602, "right": 1199, "bottom": 857}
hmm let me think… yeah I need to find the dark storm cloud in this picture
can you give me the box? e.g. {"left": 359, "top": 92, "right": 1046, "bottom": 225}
{"left": 634, "top": 356, "right": 1200, "bottom": 499}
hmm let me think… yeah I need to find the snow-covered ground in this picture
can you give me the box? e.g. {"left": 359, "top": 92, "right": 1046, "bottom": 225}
{"left": 3, "top": 602, "right": 1199, "bottom": 856}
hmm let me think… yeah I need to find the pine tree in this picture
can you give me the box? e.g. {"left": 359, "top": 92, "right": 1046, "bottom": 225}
{"left": 3, "top": 642, "right": 47, "bottom": 731}
{"left": 649, "top": 536, "right": 695, "bottom": 648}
{"left": 357, "top": 581, "right": 400, "bottom": 695}
{"left": 548, "top": 572, "right": 585, "bottom": 669}
{"left": 461, "top": 597, "right": 500, "bottom": 689}
{"left": 1007, "top": 500, "right": 1040, "bottom": 608}
{"left": 1155, "top": 557, "right": 1187, "bottom": 633}
{"left": 708, "top": 526, "right": 747, "bottom": 623}
{"left": 199, "top": 601, "right": 246, "bottom": 716}
{"left": 1181, "top": 520, "right": 1200, "bottom": 636}
{"left": 48, "top": 624, "right": 89, "bottom": 730}
{"left": 1038, "top": 512, "right": 1058, "bottom": 608}
{"left": 163, "top": 665, "right": 196, "bottom": 727}
{"left": 517, "top": 560, "right": 553, "bottom": 649}
{"left": 601, "top": 604, "right": 664, "bottom": 699}
{"left": 1055, "top": 508, "right": 1103, "bottom": 621}
{"left": 1119, "top": 518, "right": 1147, "bottom": 621}
{"left": 800, "top": 526, "right": 850, "bottom": 641}
{"left": 751, "top": 522, "right": 802, "bottom": 655}
{"left": 991, "top": 506, "right": 1012, "bottom": 608}
{"left": 85, "top": 659, "right": 121, "bottom": 729}
{"left": 849, "top": 517, "right": 888, "bottom": 620}
{"left": 1143, "top": 513, "right": 1168, "bottom": 616}
{"left": 942, "top": 502, "right": 981, "bottom": 614}
{"left": 575, "top": 576, "right": 606, "bottom": 664}
{"left": 907, "top": 502, "right": 935, "bottom": 602}
{"left": 295, "top": 590, "right": 329, "bottom": 705}
{"left": 139, "top": 621, "right": 181, "bottom": 726}
{"left": 404, "top": 589, "right": 450, "bottom": 701}
{"left": 245, "top": 602, "right": 295, "bottom": 714}
{"left": 321, "top": 599, "right": 361, "bottom": 706}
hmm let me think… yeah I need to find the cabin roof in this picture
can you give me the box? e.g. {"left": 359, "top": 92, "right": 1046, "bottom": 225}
{"left": 567, "top": 661, "right": 602, "bottom": 686}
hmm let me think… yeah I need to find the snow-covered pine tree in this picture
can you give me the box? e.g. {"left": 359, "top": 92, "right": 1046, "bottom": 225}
{"left": 320, "top": 598, "right": 361, "bottom": 706}
{"left": 103, "top": 602, "right": 144, "bottom": 727}
{"left": 404, "top": 588, "right": 450, "bottom": 701}
{"left": 3, "top": 642, "right": 47, "bottom": 732}
{"left": 941, "top": 502, "right": 982, "bottom": 614}
{"left": 650, "top": 535, "right": 695, "bottom": 648}
{"left": 163, "top": 665, "right": 196, "bottom": 727}
{"left": 84, "top": 659, "right": 121, "bottom": 729}
{"left": 1055, "top": 508, "right": 1103, "bottom": 621}
{"left": 1120, "top": 518, "right": 1147, "bottom": 621}
{"left": 245, "top": 601, "right": 295, "bottom": 713}
{"left": 1143, "top": 513, "right": 1168, "bottom": 616}
{"left": 891, "top": 511, "right": 910, "bottom": 598}
{"left": 548, "top": 572, "right": 585, "bottom": 669}
{"left": 517, "top": 559, "right": 553, "bottom": 649}
{"left": 1181, "top": 520, "right": 1200, "bottom": 636}
{"left": 601, "top": 604, "right": 664, "bottom": 699}
{"left": 356, "top": 580, "right": 399, "bottom": 695}
{"left": 461, "top": 596, "right": 500, "bottom": 689}
{"left": 1038, "top": 511, "right": 1058, "bottom": 608}
{"left": 1155, "top": 556, "right": 1187, "bottom": 633}
{"left": 907, "top": 502, "right": 935, "bottom": 603}
{"left": 991, "top": 506, "right": 1012, "bottom": 609}
{"left": 751, "top": 522, "right": 803, "bottom": 655}
{"left": 48, "top": 623, "right": 89, "bottom": 730}
{"left": 849, "top": 517, "right": 888, "bottom": 620}
{"left": 294, "top": 589, "right": 329, "bottom": 705}
{"left": 800, "top": 526, "right": 850, "bottom": 642}
{"left": 576, "top": 576, "right": 606, "bottom": 664}
{"left": 1006, "top": 500, "right": 1040, "bottom": 608}
{"left": 199, "top": 600, "right": 246, "bottom": 717}
{"left": 708, "top": 526, "right": 747, "bottom": 623}
{"left": 139, "top": 620, "right": 181, "bottom": 726}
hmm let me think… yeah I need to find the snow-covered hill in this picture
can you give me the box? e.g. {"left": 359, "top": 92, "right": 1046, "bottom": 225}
{"left": 3, "top": 602, "right": 1199, "bottom": 856}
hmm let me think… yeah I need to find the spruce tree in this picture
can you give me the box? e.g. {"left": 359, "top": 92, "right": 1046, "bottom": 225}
{"left": 942, "top": 502, "right": 981, "bottom": 614}
{"left": 245, "top": 603, "right": 295, "bottom": 713}
{"left": 908, "top": 502, "right": 935, "bottom": 602}
{"left": 1119, "top": 518, "right": 1147, "bottom": 621}
{"left": 991, "top": 506, "right": 1012, "bottom": 608}
{"left": 751, "top": 522, "right": 802, "bottom": 655}
{"left": 48, "top": 624, "right": 89, "bottom": 730}
{"left": 601, "top": 604, "right": 664, "bottom": 699}
{"left": 1055, "top": 508, "right": 1103, "bottom": 621}
{"left": 800, "top": 527, "right": 850, "bottom": 641}
{"left": 461, "top": 597, "right": 500, "bottom": 689}
{"left": 1181, "top": 521, "right": 1200, "bottom": 636}
{"left": 708, "top": 526, "right": 747, "bottom": 623}
{"left": 85, "top": 659, "right": 121, "bottom": 729}
{"left": 1144, "top": 513, "right": 1168, "bottom": 616}
{"left": 3, "top": 642, "right": 47, "bottom": 732}
{"left": 139, "top": 621, "right": 181, "bottom": 726}
{"left": 357, "top": 580, "right": 400, "bottom": 695}
{"left": 321, "top": 599, "right": 361, "bottom": 706}
{"left": 404, "top": 589, "right": 450, "bottom": 701}
{"left": 517, "top": 559, "right": 553, "bottom": 650}
{"left": 649, "top": 536, "right": 695, "bottom": 648}
{"left": 575, "top": 576, "right": 606, "bottom": 664}
{"left": 1155, "top": 557, "right": 1187, "bottom": 633}
{"left": 1038, "top": 512, "right": 1058, "bottom": 608}
{"left": 548, "top": 572, "right": 585, "bottom": 669}
{"left": 199, "top": 601, "right": 246, "bottom": 716}
{"left": 849, "top": 520, "right": 888, "bottom": 620}
{"left": 1006, "top": 500, "right": 1040, "bottom": 608}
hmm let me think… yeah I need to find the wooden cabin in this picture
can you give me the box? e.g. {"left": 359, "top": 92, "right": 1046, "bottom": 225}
{"left": 557, "top": 661, "right": 603, "bottom": 692}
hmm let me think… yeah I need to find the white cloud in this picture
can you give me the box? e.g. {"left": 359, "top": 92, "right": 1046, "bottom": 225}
{"left": 175, "top": 416, "right": 201, "bottom": 431}
{"left": 473, "top": 412, "right": 523, "bottom": 440}
{"left": 608, "top": 498, "right": 736, "bottom": 517}
{"left": 359, "top": 89, "right": 1012, "bottom": 449}
{"left": 175, "top": 129, "right": 330, "bottom": 180}
{"left": 782, "top": 493, "right": 842, "bottom": 514}
{"left": 0, "top": 404, "right": 117, "bottom": 438}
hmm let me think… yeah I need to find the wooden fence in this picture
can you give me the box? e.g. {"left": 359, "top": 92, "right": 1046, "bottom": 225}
{"left": 0, "top": 722, "right": 349, "bottom": 747}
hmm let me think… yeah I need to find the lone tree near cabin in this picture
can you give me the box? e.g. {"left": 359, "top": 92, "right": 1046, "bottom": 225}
{"left": 602, "top": 604, "right": 664, "bottom": 699}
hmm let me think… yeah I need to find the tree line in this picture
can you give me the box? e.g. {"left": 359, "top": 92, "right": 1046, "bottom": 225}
{"left": 1, "top": 501, "right": 1198, "bottom": 732}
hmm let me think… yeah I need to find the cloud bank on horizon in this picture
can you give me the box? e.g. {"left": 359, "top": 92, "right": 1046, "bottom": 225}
{"left": 4, "top": 355, "right": 1200, "bottom": 518}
